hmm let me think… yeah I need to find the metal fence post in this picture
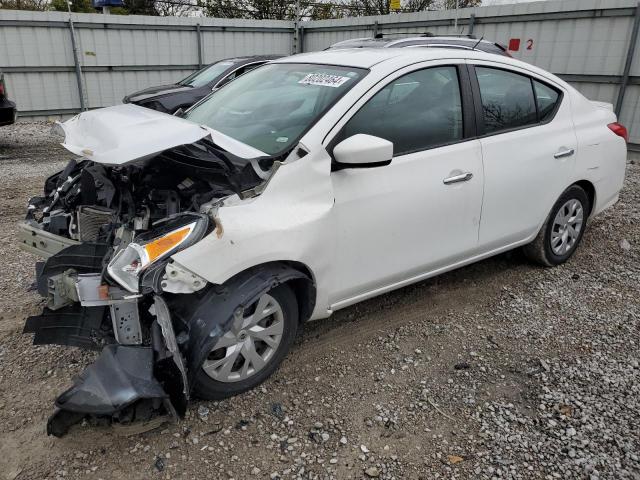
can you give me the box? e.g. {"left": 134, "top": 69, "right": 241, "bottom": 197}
{"left": 615, "top": 1, "right": 640, "bottom": 117}
{"left": 299, "top": 25, "right": 305, "bottom": 53}
{"left": 196, "top": 24, "right": 203, "bottom": 69}
{"left": 468, "top": 14, "right": 476, "bottom": 36}
{"left": 68, "top": 18, "right": 86, "bottom": 112}
{"left": 292, "top": 0, "right": 301, "bottom": 54}
{"left": 373, "top": 20, "right": 379, "bottom": 37}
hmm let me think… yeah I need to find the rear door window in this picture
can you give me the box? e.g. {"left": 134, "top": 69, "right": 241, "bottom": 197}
{"left": 475, "top": 67, "right": 537, "bottom": 134}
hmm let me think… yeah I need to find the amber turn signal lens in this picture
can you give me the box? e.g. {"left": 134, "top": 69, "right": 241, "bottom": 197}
{"left": 143, "top": 226, "right": 192, "bottom": 263}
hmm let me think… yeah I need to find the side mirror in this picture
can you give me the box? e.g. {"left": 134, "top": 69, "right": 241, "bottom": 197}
{"left": 333, "top": 134, "right": 393, "bottom": 169}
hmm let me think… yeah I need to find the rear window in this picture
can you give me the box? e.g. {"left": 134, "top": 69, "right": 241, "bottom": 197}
{"left": 534, "top": 80, "right": 560, "bottom": 122}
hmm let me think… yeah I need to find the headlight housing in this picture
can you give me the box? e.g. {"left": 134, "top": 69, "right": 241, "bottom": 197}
{"left": 107, "top": 213, "right": 209, "bottom": 293}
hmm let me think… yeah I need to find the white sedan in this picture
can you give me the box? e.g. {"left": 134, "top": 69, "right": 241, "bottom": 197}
{"left": 20, "top": 48, "right": 627, "bottom": 435}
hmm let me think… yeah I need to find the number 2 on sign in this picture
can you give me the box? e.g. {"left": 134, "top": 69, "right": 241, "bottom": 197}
{"left": 526, "top": 39, "right": 534, "bottom": 50}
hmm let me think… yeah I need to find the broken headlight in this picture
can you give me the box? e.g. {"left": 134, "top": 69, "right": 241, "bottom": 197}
{"left": 107, "top": 214, "right": 209, "bottom": 293}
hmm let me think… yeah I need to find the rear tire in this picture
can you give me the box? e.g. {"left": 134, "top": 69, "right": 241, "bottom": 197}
{"left": 192, "top": 283, "right": 298, "bottom": 400}
{"left": 523, "top": 185, "right": 590, "bottom": 267}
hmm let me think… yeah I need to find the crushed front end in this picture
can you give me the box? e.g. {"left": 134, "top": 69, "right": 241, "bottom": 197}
{"left": 19, "top": 131, "right": 267, "bottom": 436}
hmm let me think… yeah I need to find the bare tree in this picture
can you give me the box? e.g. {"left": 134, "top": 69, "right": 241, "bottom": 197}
{"left": 439, "top": 0, "right": 481, "bottom": 9}
{"left": 2, "top": 0, "right": 481, "bottom": 18}
{"left": 154, "top": 0, "right": 197, "bottom": 16}
{"left": 197, "top": 0, "right": 480, "bottom": 20}
{"left": 198, "top": 0, "right": 294, "bottom": 19}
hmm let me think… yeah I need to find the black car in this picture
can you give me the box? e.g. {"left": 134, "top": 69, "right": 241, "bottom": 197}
{"left": 0, "top": 72, "right": 17, "bottom": 126}
{"left": 123, "top": 55, "right": 283, "bottom": 114}
{"left": 328, "top": 34, "right": 510, "bottom": 57}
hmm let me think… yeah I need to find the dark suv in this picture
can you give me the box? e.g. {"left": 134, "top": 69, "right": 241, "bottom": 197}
{"left": 328, "top": 35, "right": 510, "bottom": 57}
{"left": 0, "top": 73, "right": 17, "bottom": 126}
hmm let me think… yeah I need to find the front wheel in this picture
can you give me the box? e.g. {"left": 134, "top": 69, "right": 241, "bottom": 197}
{"left": 192, "top": 284, "right": 298, "bottom": 400}
{"left": 523, "top": 185, "right": 590, "bottom": 267}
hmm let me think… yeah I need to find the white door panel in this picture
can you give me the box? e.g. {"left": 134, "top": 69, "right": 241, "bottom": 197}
{"left": 476, "top": 69, "right": 577, "bottom": 250}
{"left": 329, "top": 140, "right": 483, "bottom": 304}
{"left": 478, "top": 121, "right": 577, "bottom": 248}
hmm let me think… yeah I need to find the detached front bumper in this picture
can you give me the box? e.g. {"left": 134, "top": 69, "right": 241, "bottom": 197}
{"left": 43, "top": 294, "right": 188, "bottom": 437}
{"left": 20, "top": 231, "right": 190, "bottom": 437}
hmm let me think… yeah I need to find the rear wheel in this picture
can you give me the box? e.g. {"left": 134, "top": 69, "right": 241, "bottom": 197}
{"left": 192, "top": 284, "right": 298, "bottom": 400}
{"left": 523, "top": 185, "right": 590, "bottom": 267}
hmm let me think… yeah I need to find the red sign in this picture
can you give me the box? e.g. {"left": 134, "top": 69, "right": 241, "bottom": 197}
{"left": 508, "top": 38, "right": 521, "bottom": 51}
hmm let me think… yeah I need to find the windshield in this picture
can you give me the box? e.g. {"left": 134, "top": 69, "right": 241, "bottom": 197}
{"left": 185, "top": 63, "right": 366, "bottom": 155}
{"left": 179, "top": 60, "right": 236, "bottom": 88}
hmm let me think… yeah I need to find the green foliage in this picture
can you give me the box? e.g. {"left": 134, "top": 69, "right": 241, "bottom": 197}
{"left": 0, "top": 0, "right": 49, "bottom": 10}
{"left": 50, "top": 0, "right": 95, "bottom": 12}
{"left": 123, "top": 0, "right": 159, "bottom": 15}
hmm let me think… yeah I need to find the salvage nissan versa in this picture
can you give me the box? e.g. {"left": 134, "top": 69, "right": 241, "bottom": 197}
{"left": 19, "top": 48, "right": 627, "bottom": 436}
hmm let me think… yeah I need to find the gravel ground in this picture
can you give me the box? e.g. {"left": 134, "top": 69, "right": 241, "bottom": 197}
{"left": 0, "top": 121, "right": 638, "bottom": 480}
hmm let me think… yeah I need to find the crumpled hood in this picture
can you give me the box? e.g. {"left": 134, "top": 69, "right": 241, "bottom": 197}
{"left": 60, "top": 104, "right": 266, "bottom": 165}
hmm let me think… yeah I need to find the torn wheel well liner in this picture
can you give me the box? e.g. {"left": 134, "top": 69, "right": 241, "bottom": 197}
{"left": 279, "top": 261, "right": 316, "bottom": 324}
{"left": 173, "top": 262, "right": 313, "bottom": 390}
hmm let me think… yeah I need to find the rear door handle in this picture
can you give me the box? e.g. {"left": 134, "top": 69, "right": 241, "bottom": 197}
{"left": 554, "top": 148, "right": 575, "bottom": 159}
{"left": 443, "top": 172, "right": 473, "bottom": 185}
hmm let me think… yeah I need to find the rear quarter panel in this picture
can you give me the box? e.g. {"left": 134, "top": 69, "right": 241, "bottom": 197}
{"left": 570, "top": 93, "right": 627, "bottom": 216}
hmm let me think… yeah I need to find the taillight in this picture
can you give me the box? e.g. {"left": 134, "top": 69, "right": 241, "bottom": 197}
{"left": 0, "top": 75, "right": 5, "bottom": 97}
{"left": 608, "top": 122, "right": 628, "bottom": 143}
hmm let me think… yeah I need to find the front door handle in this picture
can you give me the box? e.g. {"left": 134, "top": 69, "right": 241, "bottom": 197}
{"left": 443, "top": 172, "right": 473, "bottom": 185}
{"left": 554, "top": 148, "right": 575, "bottom": 159}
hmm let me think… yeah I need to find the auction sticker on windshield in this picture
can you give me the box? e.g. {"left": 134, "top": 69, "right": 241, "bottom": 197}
{"left": 299, "top": 73, "right": 351, "bottom": 88}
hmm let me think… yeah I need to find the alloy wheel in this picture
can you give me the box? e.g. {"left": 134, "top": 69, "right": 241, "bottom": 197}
{"left": 550, "top": 198, "right": 584, "bottom": 255}
{"left": 202, "top": 293, "right": 284, "bottom": 383}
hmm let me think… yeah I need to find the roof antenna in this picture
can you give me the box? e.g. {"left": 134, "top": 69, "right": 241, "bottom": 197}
{"left": 472, "top": 36, "right": 484, "bottom": 50}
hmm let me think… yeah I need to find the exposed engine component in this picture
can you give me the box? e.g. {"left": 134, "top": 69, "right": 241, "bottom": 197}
{"left": 76, "top": 206, "right": 116, "bottom": 242}
{"left": 25, "top": 139, "right": 266, "bottom": 250}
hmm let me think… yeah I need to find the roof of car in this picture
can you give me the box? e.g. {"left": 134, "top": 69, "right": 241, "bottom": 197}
{"left": 272, "top": 47, "right": 505, "bottom": 69}
{"left": 329, "top": 36, "right": 500, "bottom": 49}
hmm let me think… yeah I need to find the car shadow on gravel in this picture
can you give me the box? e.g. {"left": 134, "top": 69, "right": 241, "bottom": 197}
{"left": 299, "top": 249, "right": 529, "bottom": 345}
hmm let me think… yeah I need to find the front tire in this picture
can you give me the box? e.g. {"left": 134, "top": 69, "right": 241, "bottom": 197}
{"left": 192, "top": 283, "right": 298, "bottom": 400}
{"left": 523, "top": 185, "right": 590, "bottom": 267}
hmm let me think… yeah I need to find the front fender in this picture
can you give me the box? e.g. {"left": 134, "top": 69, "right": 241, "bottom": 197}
{"left": 171, "top": 148, "right": 335, "bottom": 320}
